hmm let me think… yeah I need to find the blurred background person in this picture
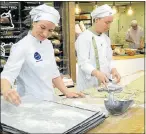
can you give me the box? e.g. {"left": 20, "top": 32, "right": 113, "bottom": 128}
{"left": 125, "top": 19, "right": 144, "bottom": 49}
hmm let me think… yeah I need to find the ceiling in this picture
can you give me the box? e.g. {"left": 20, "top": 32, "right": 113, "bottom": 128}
{"left": 79, "top": 1, "right": 144, "bottom": 6}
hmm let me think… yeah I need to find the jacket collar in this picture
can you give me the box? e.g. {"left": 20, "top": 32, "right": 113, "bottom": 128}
{"left": 88, "top": 26, "right": 102, "bottom": 36}
{"left": 28, "top": 31, "right": 41, "bottom": 43}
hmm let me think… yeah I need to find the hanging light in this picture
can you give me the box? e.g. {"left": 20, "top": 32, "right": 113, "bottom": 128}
{"left": 112, "top": 2, "right": 117, "bottom": 15}
{"left": 127, "top": 2, "right": 133, "bottom": 15}
{"left": 75, "top": 2, "right": 81, "bottom": 14}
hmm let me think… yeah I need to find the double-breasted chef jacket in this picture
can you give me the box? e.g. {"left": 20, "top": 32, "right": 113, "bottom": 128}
{"left": 1, "top": 31, "right": 60, "bottom": 101}
{"left": 75, "top": 30, "right": 115, "bottom": 90}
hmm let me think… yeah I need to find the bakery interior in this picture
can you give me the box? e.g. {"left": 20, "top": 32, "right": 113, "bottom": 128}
{"left": 0, "top": 1, "right": 145, "bottom": 134}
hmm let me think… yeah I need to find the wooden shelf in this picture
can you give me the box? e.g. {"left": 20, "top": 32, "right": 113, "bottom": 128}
{"left": 75, "top": 18, "right": 91, "bottom": 21}
{"left": 75, "top": 12, "right": 91, "bottom": 15}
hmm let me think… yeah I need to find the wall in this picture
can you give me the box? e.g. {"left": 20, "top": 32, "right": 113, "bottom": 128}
{"left": 79, "top": 2, "right": 93, "bottom": 12}
{"left": 109, "top": 2, "right": 144, "bottom": 46}
{"left": 78, "top": 2, "right": 144, "bottom": 46}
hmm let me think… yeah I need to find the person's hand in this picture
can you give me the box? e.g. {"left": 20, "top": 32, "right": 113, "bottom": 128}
{"left": 140, "top": 43, "right": 144, "bottom": 48}
{"left": 140, "top": 37, "right": 144, "bottom": 48}
{"left": 2, "top": 89, "right": 21, "bottom": 105}
{"left": 95, "top": 71, "right": 109, "bottom": 85}
{"left": 111, "top": 68, "right": 121, "bottom": 83}
{"left": 64, "top": 91, "right": 85, "bottom": 98}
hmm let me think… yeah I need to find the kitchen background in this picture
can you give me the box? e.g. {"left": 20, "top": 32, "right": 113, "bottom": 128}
{"left": 75, "top": 1, "right": 145, "bottom": 47}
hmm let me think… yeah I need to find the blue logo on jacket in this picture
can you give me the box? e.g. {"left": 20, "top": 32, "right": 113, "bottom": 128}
{"left": 34, "top": 52, "right": 42, "bottom": 62}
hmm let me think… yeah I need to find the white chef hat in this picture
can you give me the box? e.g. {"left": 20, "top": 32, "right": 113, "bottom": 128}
{"left": 29, "top": 4, "right": 60, "bottom": 25}
{"left": 91, "top": 4, "right": 113, "bottom": 19}
{"left": 131, "top": 20, "right": 137, "bottom": 26}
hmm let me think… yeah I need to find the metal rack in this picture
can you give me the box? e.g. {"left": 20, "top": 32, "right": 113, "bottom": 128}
{"left": 75, "top": 12, "right": 92, "bottom": 29}
{"left": 0, "top": 2, "right": 43, "bottom": 72}
{"left": 0, "top": 2, "right": 70, "bottom": 76}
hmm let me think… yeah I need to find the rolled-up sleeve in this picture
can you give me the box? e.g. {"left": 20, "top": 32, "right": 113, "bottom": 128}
{"left": 75, "top": 34, "right": 96, "bottom": 78}
{"left": 1, "top": 41, "right": 26, "bottom": 86}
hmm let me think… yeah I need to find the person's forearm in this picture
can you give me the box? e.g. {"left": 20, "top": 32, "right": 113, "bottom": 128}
{"left": 79, "top": 62, "right": 96, "bottom": 77}
{"left": 140, "top": 37, "right": 144, "bottom": 48}
{"left": 1, "top": 79, "right": 11, "bottom": 94}
{"left": 52, "top": 76, "right": 68, "bottom": 95}
{"left": 126, "top": 39, "right": 134, "bottom": 43}
{"left": 91, "top": 69, "right": 99, "bottom": 77}
{"left": 111, "top": 68, "right": 117, "bottom": 74}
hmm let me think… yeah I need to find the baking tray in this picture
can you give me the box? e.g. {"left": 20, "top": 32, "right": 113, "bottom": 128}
{"left": 1, "top": 97, "right": 107, "bottom": 133}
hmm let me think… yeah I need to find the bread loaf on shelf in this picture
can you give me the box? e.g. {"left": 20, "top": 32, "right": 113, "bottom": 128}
{"left": 55, "top": 56, "right": 61, "bottom": 62}
{"left": 54, "top": 48, "right": 60, "bottom": 54}
{"left": 52, "top": 39, "right": 61, "bottom": 46}
{"left": 0, "top": 17, "right": 10, "bottom": 23}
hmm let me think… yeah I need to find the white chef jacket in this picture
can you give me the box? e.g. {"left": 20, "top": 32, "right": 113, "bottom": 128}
{"left": 1, "top": 31, "right": 60, "bottom": 101}
{"left": 75, "top": 30, "right": 114, "bottom": 91}
{"left": 126, "top": 26, "right": 144, "bottom": 49}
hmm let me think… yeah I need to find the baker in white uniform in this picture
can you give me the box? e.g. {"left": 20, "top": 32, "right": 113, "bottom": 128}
{"left": 75, "top": 4, "right": 121, "bottom": 91}
{"left": 1, "top": 4, "right": 84, "bottom": 105}
{"left": 126, "top": 20, "right": 144, "bottom": 49}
